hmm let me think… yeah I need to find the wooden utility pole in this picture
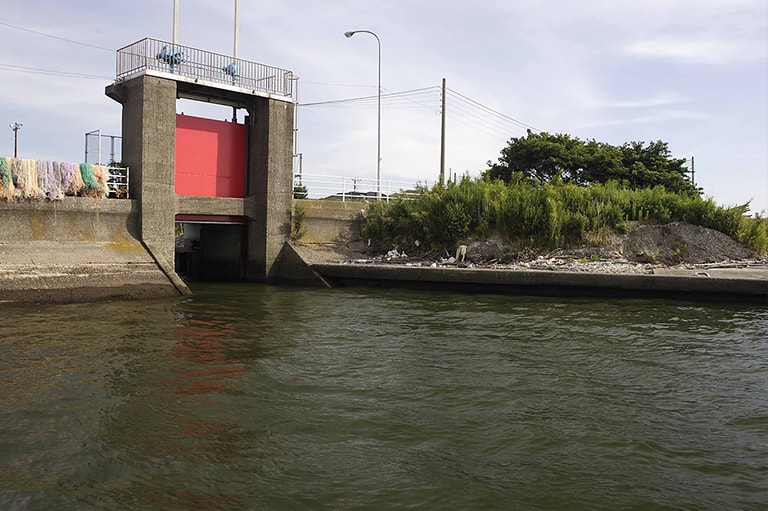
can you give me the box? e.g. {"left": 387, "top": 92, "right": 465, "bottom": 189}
{"left": 439, "top": 78, "right": 446, "bottom": 186}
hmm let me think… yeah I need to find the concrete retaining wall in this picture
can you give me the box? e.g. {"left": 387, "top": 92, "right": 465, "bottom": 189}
{"left": 1, "top": 197, "right": 138, "bottom": 242}
{"left": 294, "top": 199, "right": 365, "bottom": 243}
{"left": 312, "top": 263, "right": 768, "bottom": 302}
{"left": 0, "top": 198, "right": 184, "bottom": 303}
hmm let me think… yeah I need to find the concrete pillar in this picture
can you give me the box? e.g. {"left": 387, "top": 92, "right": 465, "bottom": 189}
{"left": 107, "top": 75, "right": 177, "bottom": 268}
{"left": 246, "top": 97, "right": 295, "bottom": 281}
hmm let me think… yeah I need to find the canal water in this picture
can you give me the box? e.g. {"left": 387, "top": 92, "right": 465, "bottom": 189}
{"left": 1, "top": 284, "right": 766, "bottom": 510}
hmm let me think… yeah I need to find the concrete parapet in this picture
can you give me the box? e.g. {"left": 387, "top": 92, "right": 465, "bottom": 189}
{"left": 0, "top": 197, "right": 138, "bottom": 242}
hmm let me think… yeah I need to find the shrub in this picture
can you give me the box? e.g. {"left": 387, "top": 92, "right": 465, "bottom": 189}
{"left": 291, "top": 204, "right": 307, "bottom": 240}
{"left": 361, "top": 177, "right": 764, "bottom": 253}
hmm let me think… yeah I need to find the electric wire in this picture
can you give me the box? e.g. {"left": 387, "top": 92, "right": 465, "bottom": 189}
{"left": 300, "top": 85, "right": 543, "bottom": 138}
{"left": 300, "top": 86, "right": 440, "bottom": 107}
{"left": 0, "top": 62, "right": 112, "bottom": 80}
{"left": 446, "top": 87, "right": 542, "bottom": 133}
{"left": 0, "top": 21, "right": 113, "bottom": 52}
{"left": 447, "top": 97, "right": 526, "bottom": 135}
{"left": 446, "top": 98, "right": 522, "bottom": 135}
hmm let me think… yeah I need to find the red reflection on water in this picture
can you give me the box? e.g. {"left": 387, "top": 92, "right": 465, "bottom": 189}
{"left": 161, "top": 320, "right": 247, "bottom": 397}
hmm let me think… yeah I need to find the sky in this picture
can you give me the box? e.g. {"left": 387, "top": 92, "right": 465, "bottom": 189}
{"left": 1, "top": 0, "right": 766, "bottom": 213}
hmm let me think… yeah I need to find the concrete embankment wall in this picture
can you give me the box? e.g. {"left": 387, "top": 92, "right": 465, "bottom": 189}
{"left": 293, "top": 199, "right": 366, "bottom": 243}
{"left": 0, "top": 198, "right": 184, "bottom": 303}
{"left": 286, "top": 200, "right": 767, "bottom": 301}
{"left": 311, "top": 263, "right": 767, "bottom": 302}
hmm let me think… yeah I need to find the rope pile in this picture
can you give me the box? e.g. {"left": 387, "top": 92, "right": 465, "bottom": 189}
{"left": 0, "top": 158, "right": 15, "bottom": 199}
{"left": 1, "top": 158, "right": 110, "bottom": 201}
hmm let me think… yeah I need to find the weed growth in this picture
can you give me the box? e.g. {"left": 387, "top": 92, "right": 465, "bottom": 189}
{"left": 361, "top": 177, "right": 767, "bottom": 254}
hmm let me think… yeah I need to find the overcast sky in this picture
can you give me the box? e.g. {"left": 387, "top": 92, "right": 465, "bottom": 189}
{"left": 1, "top": 0, "right": 766, "bottom": 213}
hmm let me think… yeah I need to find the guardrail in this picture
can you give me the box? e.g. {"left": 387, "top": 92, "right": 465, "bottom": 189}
{"left": 293, "top": 173, "right": 428, "bottom": 202}
{"left": 114, "top": 38, "right": 295, "bottom": 99}
{"left": 102, "top": 166, "right": 425, "bottom": 201}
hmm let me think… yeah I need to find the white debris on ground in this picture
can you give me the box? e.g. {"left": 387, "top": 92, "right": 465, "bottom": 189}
{"left": 344, "top": 251, "right": 768, "bottom": 275}
{"left": 335, "top": 222, "right": 768, "bottom": 275}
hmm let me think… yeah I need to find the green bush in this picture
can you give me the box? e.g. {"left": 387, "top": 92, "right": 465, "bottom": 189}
{"left": 360, "top": 177, "right": 766, "bottom": 254}
{"left": 292, "top": 204, "right": 308, "bottom": 240}
{"left": 737, "top": 213, "right": 768, "bottom": 255}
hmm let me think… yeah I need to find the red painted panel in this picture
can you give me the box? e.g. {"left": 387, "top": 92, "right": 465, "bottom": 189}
{"left": 175, "top": 114, "right": 246, "bottom": 198}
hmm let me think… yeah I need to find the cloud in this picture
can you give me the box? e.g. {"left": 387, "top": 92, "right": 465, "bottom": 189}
{"left": 583, "top": 109, "right": 708, "bottom": 129}
{"left": 625, "top": 37, "right": 764, "bottom": 64}
{"left": 607, "top": 92, "right": 689, "bottom": 109}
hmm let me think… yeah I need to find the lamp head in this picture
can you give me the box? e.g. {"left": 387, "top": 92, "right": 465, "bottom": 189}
{"left": 344, "top": 31, "right": 355, "bottom": 38}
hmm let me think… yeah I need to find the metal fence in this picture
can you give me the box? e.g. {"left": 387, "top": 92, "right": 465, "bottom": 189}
{"left": 114, "top": 38, "right": 295, "bottom": 99}
{"left": 293, "top": 173, "right": 428, "bottom": 202}
{"left": 84, "top": 130, "right": 121, "bottom": 166}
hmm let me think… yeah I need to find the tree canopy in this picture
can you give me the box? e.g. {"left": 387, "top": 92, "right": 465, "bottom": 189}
{"left": 485, "top": 130, "right": 698, "bottom": 196}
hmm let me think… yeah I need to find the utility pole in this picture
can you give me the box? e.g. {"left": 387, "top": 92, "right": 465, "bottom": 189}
{"left": 440, "top": 78, "right": 446, "bottom": 187}
{"left": 690, "top": 156, "right": 695, "bottom": 187}
{"left": 9, "top": 122, "right": 22, "bottom": 158}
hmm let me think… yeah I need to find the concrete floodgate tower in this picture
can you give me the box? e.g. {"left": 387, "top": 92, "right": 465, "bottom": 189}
{"left": 106, "top": 38, "right": 295, "bottom": 282}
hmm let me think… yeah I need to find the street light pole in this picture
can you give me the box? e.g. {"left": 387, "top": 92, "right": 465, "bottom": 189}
{"left": 344, "top": 29, "right": 381, "bottom": 198}
{"left": 9, "top": 122, "right": 22, "bottom": 158}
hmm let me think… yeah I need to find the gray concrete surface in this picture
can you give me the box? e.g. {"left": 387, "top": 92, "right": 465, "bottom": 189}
{"left": 294, "top": 199, "right": 366, "bottom": 243}
{"left": 309, "top": 262, "right": 767, "bottom": 302}
{"left": 247, "top": 98, "right": 295, "bottom": 281}
{"left": 0, "top": 240, "right": 182, "bottom": 303}
{"left": 0, "top": 197, "right": 187, "bottom": 304}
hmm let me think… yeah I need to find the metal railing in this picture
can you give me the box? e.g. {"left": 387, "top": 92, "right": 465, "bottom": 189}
{"left": 293, "top": 173, "right": 428, "bottom": 202}
{"left": 115, "top": 38, "right": 295, "bottom": 99}
{"left": 106, "top": 166, "right": 129, "bottom": 198}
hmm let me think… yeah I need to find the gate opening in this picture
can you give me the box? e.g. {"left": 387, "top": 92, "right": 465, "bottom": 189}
{"left": 175, "top": 215, "right": 246, "bottom": 282}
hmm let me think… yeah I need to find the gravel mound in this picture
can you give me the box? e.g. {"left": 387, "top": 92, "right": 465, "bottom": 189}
{"left": 622, "top": 222, "right": 756, "bottom": 264}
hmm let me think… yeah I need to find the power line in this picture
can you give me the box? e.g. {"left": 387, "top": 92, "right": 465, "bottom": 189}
{"left": 0, "top": 21, "right": 113, "bottom": 52}
{"left": 447, "top": 87, "right": 543, "bottom": 133}
{"left": 301, "top": 84, "right": 543, "bottom": 136}
{"left": 0, "top": 62, "right": 111, "bottom": 80}
{"left": 447, "top": 98, "right": 525, "bottom": 135}
{"left": 300, "top": 80, "right": 377, "bottom": 88}
{"left": 300, "top": 86, "right": 440, "bottom": 107}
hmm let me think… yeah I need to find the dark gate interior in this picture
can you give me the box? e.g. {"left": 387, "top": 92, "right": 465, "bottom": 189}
{"left": 175, "top": 218, "right": 246, "bottom": 282}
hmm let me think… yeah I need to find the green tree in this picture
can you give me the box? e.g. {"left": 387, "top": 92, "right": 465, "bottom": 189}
{"left": 486, "top": 131, "right": 586, "bottom": 185}
{"left": 485, "top": 131, "right": 698, "bottom": 196}
{"left": 618, "top": 140, "right": 695, "bottom": 195}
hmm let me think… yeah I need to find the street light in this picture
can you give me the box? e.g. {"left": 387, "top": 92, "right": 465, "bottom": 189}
{"left": 9, "top": 122, "right": 22, "bottom": 158}
{"left": 344, "top": 29, "right": 381, "bottom": 198}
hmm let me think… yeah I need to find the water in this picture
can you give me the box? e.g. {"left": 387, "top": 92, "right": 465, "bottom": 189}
{"left": 1, "top": 284, "right": 766, "bottom": 510}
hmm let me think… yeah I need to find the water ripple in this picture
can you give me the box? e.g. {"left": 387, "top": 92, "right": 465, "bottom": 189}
{"left": 0, "top": 286, "right": 765, "bottom": 510}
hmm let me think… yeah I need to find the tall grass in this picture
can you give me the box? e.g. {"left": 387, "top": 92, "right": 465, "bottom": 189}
{"left": 362, "top": 177, "right": 767, "bottom": 255}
